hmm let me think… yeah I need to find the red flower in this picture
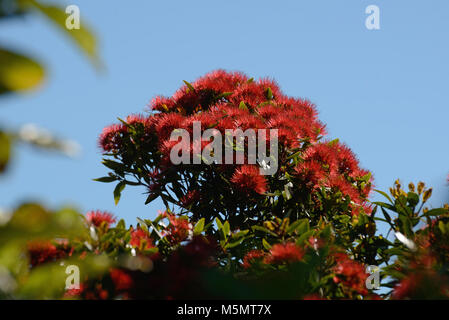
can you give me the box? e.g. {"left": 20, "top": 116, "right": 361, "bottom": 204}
{"left": 64, "top": 283, "right": 86, "bottom": 298}
{"left": 149, "top": 95, "right": 175, "bottom": 112}
{"left": 294, "top": 160, "right": 326, "bottom": 189}
{"left": 98, "top": 124, "right": 127, "bottom": 152}
{"left": 193, "top": 69, "right": 248, "bottom": 93}
{"left": 242, "top": 250, "right": 266, "bottom": 269}
{"left": 163, "top": 212, "right": 192, "bottom": 244}
{"left": 332, "top": 253, "right": 368, "bottom": 295}
{"left": 130, "top": 227, "right": 154, "bottom": 250}
{"left": 265, "top": 242, "right": 304, "bottom": 264}
{"left": 230, "top": 165, "right": 267, "bottom": 195}
{"left": 86, "top": 210, "right": 116, "bottom": 228}
{"left": 110, "top": 268, "right": 134, "bottom": 292}
{"left": 392, "top": 275, "right": 419, "bottom": 299}
{"left": 27, "top": 241, "right": 66, "bottom": 267}
{"left": 180, "top": 190, "right": 200, "bottom": 207}
{"left": 327, "top": 174, "right": 361, "bottom": 203}
{"left": 154, "top": 113, "right": 185, "bottom": 142}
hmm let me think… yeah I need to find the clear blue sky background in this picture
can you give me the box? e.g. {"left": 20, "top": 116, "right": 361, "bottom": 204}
{"left": 1, "top": 0, "right": 448, "bottom": 232}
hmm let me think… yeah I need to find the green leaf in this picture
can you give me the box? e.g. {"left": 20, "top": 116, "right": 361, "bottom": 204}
{"left": 113, "top": 181, "right": 126, "bottom": 205}
{"left": 22, "top": 0, "right": 102, "bottom": 69}
{"left": 193, "top": 218, "right": 205, "bottom": 235}
{"left": 381, "top": 207, "right": 392, "bottom": 223}
{"left": 374, "top": 189, "right": 393, "bottom": 204}
{"left": 93, "top": 176, "right": 116, "bottom": 183}
{"left": 223, "top": 221, "right": 230, "bottom": 238}
{"left": 239, "top": 101, "right": 248, "bottom": 110}
{"left": 286, "top": 219, "right": 309, "bottom": 235}
{"left": 372, "top": 201, "right": 395, "bottom": 211}
{"left": 407, "top": 192, "right": 419, "bottom": 207}
{"left": 116, "top": 219, "right": 126, "bottom": 230}
{"left": 183, "top": 80, "right": 195, "bottom": 92}
{"left": 262, "top": 238, "right": 271, "bottom": 250}
{"left": 0, "top": 47, "right": 45, "bottom": 94}
{"left": 215, "top": 217, "right": 223, "bottom": 230}
{"left": 102, "top": 159, "right": 125, "bottom": 172}
{"left": 425, "top": 208, "right": 448, "bottom": 217}
{"left": 327, "top": 138, "right": 339, "bottom": 147}
{"left": 226, "top": 237, "right": 245, "bottom": 249}
{"left": 266, "top": 87, "right": 273, "bottom": 100}
{"left": 296, "top": 230, "right": 314, "bottom": 246}
{"left": 0, "top": 131, "right": 11, "bottom": 172}
{"left": 251, "top": 225, "right": 278, "bottom": 237}
{"left": 145, "top": 193, "right": 159, "bottom": 205}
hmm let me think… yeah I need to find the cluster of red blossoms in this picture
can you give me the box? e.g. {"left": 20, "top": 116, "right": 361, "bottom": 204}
{"left": 242, "top": 242, "right": 304, "bottom": 268}
{"left": 86, "top": 210, "right": 116, "bottom": 228}
{"left": 332, "top": 252, "right": 369, "bottom": 296}
{"left": 98, "top": 70, "right": 372, "bottom": 216}
{"left": 160, "top": 212, "right": 193, "bottom": 244}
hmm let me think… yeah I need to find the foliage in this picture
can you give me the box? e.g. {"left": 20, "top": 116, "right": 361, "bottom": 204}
{"left": 0, "top": 0, "right": 99, "bottom": 171}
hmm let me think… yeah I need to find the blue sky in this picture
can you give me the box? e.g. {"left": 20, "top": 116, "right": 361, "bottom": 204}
{"left": 0, "top": 0, "right": 448, "bottom": 230}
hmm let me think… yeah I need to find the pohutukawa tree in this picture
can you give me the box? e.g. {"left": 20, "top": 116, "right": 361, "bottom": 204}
{"left": 98, "top": 70, "right": 372, "bottom": 228}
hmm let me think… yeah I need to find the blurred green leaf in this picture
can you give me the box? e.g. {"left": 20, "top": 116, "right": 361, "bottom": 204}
{"left": 425, "top": 208, "right": 448, "bottom": 217}
{"left": 262, "top": 238, "right": 271, "bottom": 250}
{"left": 20, "top": 0, "right": 102, "bottom": 69}
{"left": 0, "top": 47, "right": 45, "bottom": 94}
{"left": 0, "top": 131, "right": 11, "bottom": 172}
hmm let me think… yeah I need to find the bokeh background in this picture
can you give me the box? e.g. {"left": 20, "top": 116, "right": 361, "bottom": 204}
{"left": 1, "top": 0, "right": 448, "bottom": 227}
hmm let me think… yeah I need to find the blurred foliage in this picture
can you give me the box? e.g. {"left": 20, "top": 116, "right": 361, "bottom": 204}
{"left": 0, "top": 0, "right": 104, "bottom": 299}
{"left": 19, "top": 0, "right": 101, "bottom": 69}
{"left": 0, "top": 48, "right": 45, "bottom": 94}
{"left": 0, "top": 0, "right": 100, "bottom": 170}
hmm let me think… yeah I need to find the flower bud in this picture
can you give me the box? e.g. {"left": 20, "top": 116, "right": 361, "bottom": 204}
{"left": 408, "top": 183, "right": 415, "bottom": 193}
{"left": 417, "top": 182, "right": 425, "bottom": 195}
{"left": 423, "top": 188, "right": 432, "bottom": 202}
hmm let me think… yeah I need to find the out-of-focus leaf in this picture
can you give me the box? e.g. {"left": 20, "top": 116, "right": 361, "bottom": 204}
{"left": 0, "top": 47, "right": 45, "bottom": 94}
{"left": 15, "top": 123, "right": 81, "bottom": 157}
{"left": 18, "top": 254, "right": 111, "bottom": 299}
{"left": 0, "top": 131, "right": 11, "bottom": 172}
{"left": 0, "top": 203, "right": 85, "bottom": 242}
{"left": 262, "top": 238, "right": 271, "bottom": 250}
{"left": 20, "top": 0, "right": 102, "bottom": 69}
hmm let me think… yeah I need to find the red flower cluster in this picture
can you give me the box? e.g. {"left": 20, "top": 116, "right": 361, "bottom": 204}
{"left": 162, "top": 212, "right": 193, "bottom": 244}
{"left": 129, "top": 227, "right": 154, "bottom": 250}
{"left": 110, "top": 268, "right": 134, "bottom": 292}
{"left": 27, "top": 241, "right": 67, "bottom": 267}
{"left": 242, "top": 242, "right": 304, "bottom": 268}
{"left": 242, "top": 250, "right": 266, "bottom": 269}
{"left": 332, "top": 253, "right": 369, "bottom": 295}
{"left": 230, "top": 165, "right": 267, "bottom": 195}
{"left": 265, "top": 242, "right": 304, "bottom": 264}
{"left": 86, "top": 210, "right": 116, "bottom": 228}
{"left": 295, "top": 141, "right": 372, "bottom": 214}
